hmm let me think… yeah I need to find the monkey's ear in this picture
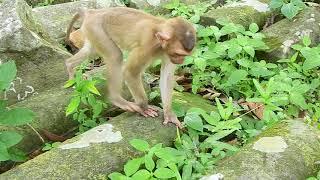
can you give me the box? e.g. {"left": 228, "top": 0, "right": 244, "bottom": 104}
{"left": 155, "top": 32, "right": 171, "bottom": 42}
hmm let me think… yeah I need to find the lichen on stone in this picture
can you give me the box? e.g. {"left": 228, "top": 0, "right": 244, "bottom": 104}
{"left": 253, "top": 136, "right": 288, "bottom": 153}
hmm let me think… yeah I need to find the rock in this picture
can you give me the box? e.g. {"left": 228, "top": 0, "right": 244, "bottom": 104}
{"left": 32, "top": 1, "right": 96, "bottom": 43}
{"left": 203, "top": 119, "right": 320, "bottom": 179}
{"left": 0, "top": 109, "right": 177, "bottom": 179}
{"left": 200, "top": 0, "right": 271, "bottom": 28}
{"left": 26, "top": 0, "right": 72, "bottom": 7}
{"left": 260, "top": 7, "right": 320, "bottom": 61}
{"left": 0, "top": 0, "right": 71, "bottom": 105}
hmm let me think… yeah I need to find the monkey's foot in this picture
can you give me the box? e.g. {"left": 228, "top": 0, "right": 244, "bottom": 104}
{"left": 163, "top": 113, "right": 182, "bottom": 129}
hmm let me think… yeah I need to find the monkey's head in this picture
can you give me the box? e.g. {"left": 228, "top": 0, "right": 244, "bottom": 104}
{"left": 156, "top": 17, "right": 196, "bottom": 64}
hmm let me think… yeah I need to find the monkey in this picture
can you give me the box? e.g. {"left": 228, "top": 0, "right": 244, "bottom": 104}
{"left": 65, "top": 7, "right": 196, "bottom": 128}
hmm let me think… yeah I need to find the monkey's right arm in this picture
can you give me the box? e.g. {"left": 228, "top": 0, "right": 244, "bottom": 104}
{"left": 160, "top": 59, "right": 182, "bottom": 128}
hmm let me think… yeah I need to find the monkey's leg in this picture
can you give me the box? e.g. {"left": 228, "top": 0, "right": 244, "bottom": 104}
{"left": 160, "top": 59, "right": 182, "bottom": 128}
{"left": 65, "top": 41, "right": 93, "bottom": 79}
{"left": 83, "top": 25, "right": 142, "bottom": 113}
{"left": 123, "top": 49, "right": 158, "bottom": 117}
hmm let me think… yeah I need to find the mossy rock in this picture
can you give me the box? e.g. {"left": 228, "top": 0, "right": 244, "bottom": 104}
{"left": 202, "top": 119, "right": 320, "bottom": 179}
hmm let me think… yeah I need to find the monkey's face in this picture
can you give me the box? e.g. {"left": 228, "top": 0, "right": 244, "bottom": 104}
{"left": 165, "top": 40, "right": 194, "bottom": 64}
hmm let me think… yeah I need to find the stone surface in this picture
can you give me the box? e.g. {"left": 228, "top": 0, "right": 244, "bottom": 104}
{"left": 204, "top": 119, "right": 320, "bottom": 179}
{"left": 0, "top": 0, "right": 71, "bottom": 105}
{"left": 260, "top": 7, "right": 320, "bottom": 61}
{"left": 200, "top": 0, "right": 271, "bottom": 28}
{"left": 1, "top": 109, "right": 177, "bottom": 179}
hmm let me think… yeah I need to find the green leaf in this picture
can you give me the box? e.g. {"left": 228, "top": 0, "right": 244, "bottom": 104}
{"left": 291, "top": 0, "right": 305, "bottom": 9}
{"left": 243, "top": 46, "right": 255, "bottom": 57}
{"left": 194, "top": 58, "right": 207, "bottom": 71}
{"left": 249, "top": 23, "right": 259, "bottom": 33}
{"left": 0, "top": 108, "right": 34, "bottom": 126}
{"left": 66, "top": 96, "right": 80, "bottom": 116}
{"left": 228, "top": 44, "right": 242, "bottom": 58}
{"left": 63, "top": 79, "right": 75, "bottom": 88}
{"left": 124, "top": 158, "right": 143, "bottom": 176}
{"left": 184, "top": 112, "right": 203, "bottom": 132}
{"left": 226, "top": 69, "right": 248, "bottom": 86}
{"left": 0, "top": 131, "right": 23, "bottom": 147}
{"left": 0, "top": 141, "right": 10, "bottom": 161}
{"left": 155, "top": 147, "right": 182, "bottom": 162}
{"left": 281, "top": 3, "right": 299, "bottom": 19}
{"left": 302, "top": 55, "right": 320, "bottom": 71}
{"left": 205, "top": 129, "right": 236, "bottom": 141}
{"left": 86, "top": 82, "right": 101, "bottom": 96}
{"left": 145, "top": 154, "right": 155, "bottom": 171}
{"left": 132, "top": 170, "right": 151, "bottom": 180}
{"left": 269, "top": 0, "right": 284, "bottom": 9}
{"left": 291, "top": 44, "right": 303, "bottom": 51}
{"left": 215, "top": 98, "right": 226, "bottom": 120}
{"left": 108, "top": 172, "right": 128, "bottom": 180}
{"left": 253, "top": 79, "right": 267, "bottom": 97}
{"left": 130, "top": 139, "right": 150, "bottom": 152}
{"left": 237, "top": 58, "right": 252, "bottom": 68}
{"left": 154, "top": 168, "right": 176, "bottom": 179}
{"left": 182, "top": 163, "right": 192, "bottom": 180}
{"left": 8, "top": 148, "right": 26, "bottom": 162}
{"left": 302, "top": 36, "right": 311, "bottom": 47}
{"left": 197, "top": 27, "right": 214, "bottom": 37}
{"left": 290, "top": 92, "right": 307, "bottom": 109}
{"left": 0, "top": 61, "right": 17, "bottom": 90}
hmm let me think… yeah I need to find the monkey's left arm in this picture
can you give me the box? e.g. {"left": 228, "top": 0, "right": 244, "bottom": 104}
{"left": 160, "top": 60, "right": 182, "bottom": 128}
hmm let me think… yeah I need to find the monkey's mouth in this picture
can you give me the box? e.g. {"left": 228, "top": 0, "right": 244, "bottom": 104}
{"left": 171, "top": 58, "right": 184, "bottom": 64}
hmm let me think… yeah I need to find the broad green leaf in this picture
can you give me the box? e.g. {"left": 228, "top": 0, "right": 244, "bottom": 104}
{"left": 237, "top": 58, "right": 252, "bottom": 68}
{"left": 0, "top": 131, "right": 23, "bottom": 147}
{"left": 182, "top": 163, "right": 192, "bottom": 180}
{"left": 87, "top": 82, "right": 101, "bottom": 96}
{"left": 132, "top": 170, "right": 151, "bottom": 180}
{"left": 290, "top": 92, "right": 307, "bottom": 109}
{"left": 66, "top": 96, "right": 80, "bottom": 116}
{"left": 227, "top": 44, "right": 242, "bottom": 58}
{"left": 0, "top": 61, "right": 17, "bottom": 90}
{"left": 0, "top": 108, "right": 34, "bottom": 126}
{"left": 190, "top": 15, "right": 200, "bottom": 23}
{"left": 92, "top": 102, "right": 103, "bottom": 118}
{"left": 281, "top": 3, "right": 299, "bottom": 19}
{"left": 108, "top": 172, "right": 128, "bottom": 180}
{"left": 197, "top": 27, "right": 214, "bottom": 37}
{"left": 0, "top": 141, "right": 10, "bottom": 161}
{"left": 155, "top": 147, "right": 183, "bottom": 162}
{"left": 194, "top": 58, "right": 207, "bottom": 71}
{"left": 154, "top": 168, "right": 176, "bottom": 179}
{"left": 243, "top": 46, "right": 255, "bottom": 57}
{"left": 302, "top": 36, "right": 311, "bottom": 47}
{"left": 8, "top": 148, "right": 26, "bottom": 162}
{"left": 124, "top": 158, "right": 143, "bottom": 176}
{"left": 205, "top": 129, "right": 236, "bottom": 141}
{"left": 302, "top": 55, "right": 320, "bottom": 71}
{"left": 226, "top": 69, "right": 248, "bottom": 85}
{"left": 207, "top": 140, "right": 238, "bottom": 151}
{"left": 184, "top": 112, "right": 203, "bottom": 132}
{"left": 130, "top": 139, "right": 150, "bottom": 152}
{"left": 253, "top": 79, "right": 267, "bottom": 97}
{"left": 215, "top": 98, "right": 226, "bottom": 120}
{"left": 291, "top": 0, "right": 305, "bottom": 9}
{"left": 291, "top": 44, "right": 303, "bottom": 51}
{"left": 269, "top": 0, "right": 284, "bottom": 9}
{"left": 144, "top": 154, "right": 155, "bottom": 171}
{"left": 249, "top": 23, "right": 259, "bottom": 33}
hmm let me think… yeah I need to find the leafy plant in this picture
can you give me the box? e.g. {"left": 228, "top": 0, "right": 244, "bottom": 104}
{"left": 0, "top": 61, "right": 35, "bottom": 162}
{"left": 42, "top": 142, "right": 62, "bottom": 151}
{"left": 35, "top": 0, "right": 56, "bottom": 7}
{"left": 269, "top": 0, "right": 305, "bottom": 19}
{"left": 64, "top": 65, "right": 108, "bottom": 133}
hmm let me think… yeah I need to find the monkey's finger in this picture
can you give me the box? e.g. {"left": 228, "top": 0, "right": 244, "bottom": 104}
{"left": 143, "top": 109, "right": 157, "bottom": 117}
{"left": 147, "top": 105, "right": 158, "bottom": 112}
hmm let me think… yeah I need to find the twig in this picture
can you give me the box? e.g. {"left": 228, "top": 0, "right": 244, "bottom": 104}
{"left": 27, "top": 123, "right": 45, "bottom": 143}
{"left": 238, "top": 104, "right": 264, "bottom": 119}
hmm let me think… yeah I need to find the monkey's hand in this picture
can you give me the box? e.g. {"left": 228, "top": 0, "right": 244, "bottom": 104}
{"left": 163, "top": 112, "right": 182, "bottom": 129}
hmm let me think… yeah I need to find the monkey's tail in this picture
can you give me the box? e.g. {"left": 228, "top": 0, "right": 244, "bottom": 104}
{"left": 65, "top": 9, "right": 85, "bottom": 43}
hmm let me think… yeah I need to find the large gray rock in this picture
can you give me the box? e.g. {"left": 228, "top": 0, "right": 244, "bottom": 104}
{"left": 0, "top": 0, "right": 71, "bottom": 105}
{"left": 260, "top": 7, "right": 320, "bottom": 61}
{"left": 202, "top": 119, "right": 320, "bottom": 180}
{"left": 1, "top": 110, "right": 176, "bottom": 179}
{"left": 33, "top": 0, "right": 125, "bottom": 43}
{"left": 200, "top": 0, "right": 271, "bottom": 28}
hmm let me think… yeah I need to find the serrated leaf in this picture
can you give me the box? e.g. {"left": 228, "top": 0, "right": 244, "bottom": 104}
{"left": 63, "top": 79, "right": 75, "bottom": 88}
{"left": 290, "top": 92, "right": 307, "bottom": 109}
{"left": 86, "top": 82, "right": 101, "bottom": 96}
{"left": 154, "top": 168, "right": 176, "bottom": 179}
{"left": 108, "top": 172, "right": 128, "bottom": 180}
{"left": 226, "top": 69, "right": 248, "bottom": 86}
{"left": 130, "top": 139, "right": 150, "bottom": 152}
{"left": 66, "top": 96, "right": 80, "bottom": 116}
{"left": 228, "top": 44, "right": 242, "bottom": 58}
{"left": 0, "top": 131, "right": 23, "bottom": 147}
{"left": 124, "top": 158, "right": 143, "bottom": 176}
{"left": 249, "top": 23, "right": 259, "bottom": 33}
{"left": 197, "top": 27, "right": 214, "bottom": 37}
{"left": 302, "top": 36, "right": 311, "bottom": 47}
{"left": 184, "top": 112, "right": 203, "bottom": 132}
{"left": 281, "top": 3, "right": 299, "bottom": 19}
{"left": 237, "top": 58, "right": 252, "bottom": 68}
{"left": 145, "top": 154, "right": 155, "bottom": 171}
{"left": 243, "top": 46, "right": 255, "bottom": 57}
{"left": 132, "top": 170, "right": 151, "bottom": 180}
{"left": 194, "top": 58, "right": 207, "bottom": 72}
{"left": 0, "top": 108, "right": 34, "bottom": 126}
{"left": 269, "top": 0, "right": 284, "bottom": 9}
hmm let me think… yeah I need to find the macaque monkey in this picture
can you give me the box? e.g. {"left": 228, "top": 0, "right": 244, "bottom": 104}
{"left": 65, "top": 7, "right": 196, "bottom": 128}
